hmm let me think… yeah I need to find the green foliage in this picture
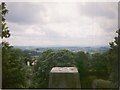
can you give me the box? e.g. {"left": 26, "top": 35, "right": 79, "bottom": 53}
{"left": 74, "top": 51, "right": 90, "bottom": 88}
{"left": 2, "top": 47, "right": 29, "bottom": 88}
{"left": 108, "top": 29, "right": 119, "bottom": 88}
{"left": 0, "top": 2, "right": 10, "bottom": 39}
{"left": 89, "top": 52, "right": 111, "bottom": 79}
{"left": 92, "top": 79, "right": 113, "bottom": 88}
{"left": 32, "top": 49, "right": 75, "bottom": 88}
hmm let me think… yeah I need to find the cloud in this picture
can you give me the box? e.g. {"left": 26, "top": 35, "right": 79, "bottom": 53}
{"left": 5, "top": 2, "right": 118, "bottom": 47}
{"left": 6, "top": 2, "right": 47, "bottom": 24}
{"left": 79, "top": 2, "right": 117, "bottom": 19}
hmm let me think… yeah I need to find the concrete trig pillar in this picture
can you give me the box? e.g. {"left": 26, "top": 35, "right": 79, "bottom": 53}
{"left": 49, "top": 67, "right": 81, "bottom": 88}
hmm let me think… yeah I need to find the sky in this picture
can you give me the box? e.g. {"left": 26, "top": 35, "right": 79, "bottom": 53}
{"left": 5, "top": 2, "right": 118, "bottom": 47}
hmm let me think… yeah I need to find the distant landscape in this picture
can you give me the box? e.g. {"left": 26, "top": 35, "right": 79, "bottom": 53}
{"left": 14, "top": 46, "right": 110, "bottom": 56}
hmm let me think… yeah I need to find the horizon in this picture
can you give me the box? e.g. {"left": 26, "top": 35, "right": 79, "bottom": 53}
{"left": 14, "top": 45, "right": 110, "bottom": 48}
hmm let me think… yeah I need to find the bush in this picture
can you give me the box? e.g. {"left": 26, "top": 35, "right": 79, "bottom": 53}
{"left": 2, "top": 47, "right": 29, "bottom": 88}
{"left": 92, "top": 79, "right": 113, "bottom": 88}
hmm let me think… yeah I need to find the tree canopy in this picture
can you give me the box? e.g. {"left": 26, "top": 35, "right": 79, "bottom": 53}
{"left": 1, "top": 2, "right": 10, "bottom": 39}
{"left": 108, "top": 29, "right": 120, "bottom": 88}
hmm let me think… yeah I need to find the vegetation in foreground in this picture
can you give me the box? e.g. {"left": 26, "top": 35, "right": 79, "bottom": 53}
{"left": 2, "top": 33, "right": 119, "bottom": 88}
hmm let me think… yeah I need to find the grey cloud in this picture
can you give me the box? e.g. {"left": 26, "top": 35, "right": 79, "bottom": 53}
{"left": 79, "top": 2, "right": 117, "bottom": 19}
{"left": 8, "top": 22, "right": 64, "bottom": 41}
{"left": 6, "top": 2, "right": 46, "bottom": 25}
{"left": 99, "top": 19, "right": 118, "bottom": 32}
{"left": 31, "top": 27, "right": 65, "bottom": 41}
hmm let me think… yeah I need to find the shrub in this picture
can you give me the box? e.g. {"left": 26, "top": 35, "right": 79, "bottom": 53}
{"left": 92, "top": 79, "right": 113, "bottom": 88}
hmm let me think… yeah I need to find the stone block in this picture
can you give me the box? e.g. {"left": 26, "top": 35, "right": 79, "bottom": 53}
{"left": 49, "top": 67, "right": 81, "bottom": 88}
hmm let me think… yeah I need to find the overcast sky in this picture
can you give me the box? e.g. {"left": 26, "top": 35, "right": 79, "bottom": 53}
{"left": 5, "top": 2, "right": 118, "bottom": 47}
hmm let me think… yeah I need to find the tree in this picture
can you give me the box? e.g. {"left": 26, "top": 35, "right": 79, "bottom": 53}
{"left": 1, "top": 2, "right": 10, "bottom": 39}
{"left": 2, "top": 48, "right": 28, "bottom": 88}
{"left": 32, "top": 50, "right": 75, "bottom": 88}
{"left": 90, "top": 52, "right": 111, "bottom": 79}
{"left": 108, "top": 29, "right": 120, "bottom": 88}
{"left": 74, "top": 51, "right": 90, "bottom": 88}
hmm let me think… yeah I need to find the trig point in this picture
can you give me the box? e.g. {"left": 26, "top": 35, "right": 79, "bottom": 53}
{"left": 49, "top": 67, "right": 81, "bottom": 88}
